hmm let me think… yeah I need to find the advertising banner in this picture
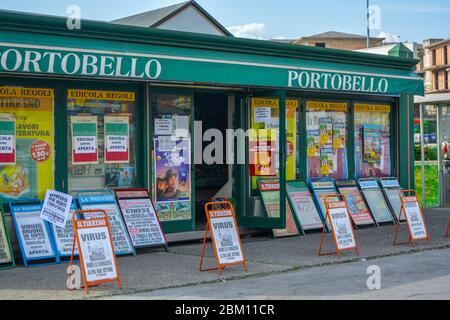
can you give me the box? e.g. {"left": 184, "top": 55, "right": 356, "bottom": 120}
{"left": 336, "top": 180, "right": 374, "bottom": 226}
{"left": 362, "top": 124, "right": 382, "bottom": 164}
{"left": 71, "top": 116, "right": 98, "bottom": 165}
{"left": 154, "top": 137, "right": 191, "bottom": 222}
{"left": 10, "top": 202, "right": 57, "bottom": 264}
{"left": 0, "top": 87, "right": 54, "bottom": 201}
{"left": 78, "top": 192, "right": 134, "bottom": 256}
{"left": 359, "top": 179, "right": 394, "bottom": 223}
{"left": 51, "top": 201, "right": 78, "bottom": 257}
{"left": 40, "top": 190, "right": 73, "bottom": 228}
{"left": 117, "top": 193, "right": 167, "bottom": 248}
{"left": 0, "top": 114, "right": 16, "bottom": 165}
{"left": 258, "top": 180, "right": 299, "bottom": 238}
{"left": 286, "top": 181, "right": 323, "bottom": 231}
{"left": 104, "top": 116, "right": 130, "bottom": 164}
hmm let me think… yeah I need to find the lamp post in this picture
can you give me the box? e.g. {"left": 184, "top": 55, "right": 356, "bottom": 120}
{"left": 366, "top": 0, "right": 371, "bottom": 48}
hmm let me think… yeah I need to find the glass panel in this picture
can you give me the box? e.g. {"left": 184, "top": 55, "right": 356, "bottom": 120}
{"left": 354, "top": 103, "right": 391, "bottom": 178}
{"left": 0, "top": 87, "right": 54, "bottom": 201}
{"left": 306, "top": 101, "right": 348, "bottom": 179}
{"left": 249, "top": 98, "right": 280, "bottom": 221}
{"left": 152, "top": 94, "right": 192, "bottom": 223}
{"left": 67, "top": 89, "right": 137, "bottom": 191}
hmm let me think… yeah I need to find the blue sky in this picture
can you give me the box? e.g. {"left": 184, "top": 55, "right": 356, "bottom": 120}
{"left": 1, "top": 0, "right": 449, "bottom": 42}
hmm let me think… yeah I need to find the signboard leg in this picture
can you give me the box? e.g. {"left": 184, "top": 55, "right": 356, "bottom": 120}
{"left": 393, "top": 208, "right": 413, "bottom": 246}
{"left": 318, "top": 216, "right": 338, "bottom": 257}
{"left": 446, "top": 221, "right": 450, "bottom": 238}
{"left": 199, "top": 223, "right": 219, "bottom": 272}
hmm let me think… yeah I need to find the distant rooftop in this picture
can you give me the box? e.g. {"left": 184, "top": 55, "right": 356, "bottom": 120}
{"left": 302, "top": 31, "right": 384, "bottom": 40}
{"left": 112, "top": 0, "right": 232, "bottom": 36}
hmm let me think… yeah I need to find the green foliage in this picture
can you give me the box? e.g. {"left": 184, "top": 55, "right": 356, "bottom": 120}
{"left": 414, "top": 144, "right": 438, "bottom": 161}
{"left": 414, "top": 163, "right": 439, "bottom": 207}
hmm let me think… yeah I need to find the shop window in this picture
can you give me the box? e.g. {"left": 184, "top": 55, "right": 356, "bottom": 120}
{"left": 306, "top": 101, "right": 348, "bottom": 179}
{"left": 151, "top": 94, "right": 192, "bottom": 222}
{"left": 354, "top": 103, "right": 391, "bottom": 178}
{"left": 67, "top": 89, "right": 137, "bottom": 192}
{"left": 0, "top": 86, "right": 54, "bottom": 201}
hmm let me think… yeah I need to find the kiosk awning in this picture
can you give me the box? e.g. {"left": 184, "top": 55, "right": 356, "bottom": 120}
{"left": 0, "top": 13, "right": 424, "bottom": 96}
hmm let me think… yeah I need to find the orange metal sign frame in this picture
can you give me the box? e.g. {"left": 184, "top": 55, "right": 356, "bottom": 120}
{"left": 200, "top": 201, "right": 247, "bottom": 274}
{"left": 69, "top": 209, "right": 122, "bottom": 294}
{"left": 319, "top": 194, "right": 359, "bottom": 257}
{"left": 393, "top": 190, "right": 431, "bottom": 247}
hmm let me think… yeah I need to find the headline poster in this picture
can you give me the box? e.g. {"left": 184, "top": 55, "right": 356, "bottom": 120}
{"left": 209, "top": 210, "right": 244, "bottom": 265}
{"left": 362, "top": 188, "right": 393, "bottom": 223}
{"left": 40, "top": 190, "right": 73, "bottom": 228}
{"left": 104, "top": 115, "right": 130, "bottom": 164}
{"left": 328, "top": 202, "right": 356, "bottom": 250}
{"left": 286, "top": 181, "right": 323, "bottom": 230}
{"left": 13, "top": 204, "right": 55, "bottom": 259}
{"left": 71, "top": 115, "right": 98, "bottom": 165}
{"left": 0, "top": 87, "right": 54, "bottom": 201}
{"left": 118, "top": 198, "right": 166, "bottom": 247}
{"left": 52, "top": 209, "right": 78, "bottom": 256}
{"left": 402, "top": 197, "right": 428, "bottom": 240}
{"left": 76, "top": 219, "right": 118, "bottom": 282}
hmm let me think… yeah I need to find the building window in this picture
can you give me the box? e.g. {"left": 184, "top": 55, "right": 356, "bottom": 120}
{"left": 315, "top": 42, "right": 326, "bottom": 48}
{"left": 67, "top": 89, "right": 137, "bottom": 192}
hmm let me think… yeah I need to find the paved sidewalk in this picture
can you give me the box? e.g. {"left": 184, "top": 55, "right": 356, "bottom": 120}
{"left": 0, "top": 208, "right": 448, "bottom": 300}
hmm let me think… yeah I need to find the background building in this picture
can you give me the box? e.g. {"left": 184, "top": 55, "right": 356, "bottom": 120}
{"left": 293, "top": 31, "right": 384, "bottom": 50}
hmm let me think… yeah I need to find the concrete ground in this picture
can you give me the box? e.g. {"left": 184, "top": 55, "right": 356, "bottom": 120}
{"left": 0, "top": 208, "right": 448, "bottom": 300}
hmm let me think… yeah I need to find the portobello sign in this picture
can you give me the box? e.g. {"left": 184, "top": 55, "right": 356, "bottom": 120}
{"left": 0, "top": 46, "right": 162, "bottom": 80}
{"left": 0, "top": 42, "right": 423, "bottom": 96}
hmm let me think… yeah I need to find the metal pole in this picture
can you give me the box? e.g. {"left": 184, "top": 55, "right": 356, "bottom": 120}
{"left": 420, "top": 103, "right": 426, "bottom": 207}
{"left": 366, "top": 0, "right": 371, "bottom": 48}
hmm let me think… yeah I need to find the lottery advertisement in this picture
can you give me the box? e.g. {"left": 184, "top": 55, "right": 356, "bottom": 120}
{"left": 0, "top": 87, "right": 54, "bottom": 201}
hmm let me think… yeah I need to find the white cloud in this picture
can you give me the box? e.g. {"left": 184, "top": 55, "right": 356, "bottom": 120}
{"left": 378, "top": 31, "right": 401, "bottom": 43}
{"left": 227, "top": 22, "right": 266, "bottom": 39}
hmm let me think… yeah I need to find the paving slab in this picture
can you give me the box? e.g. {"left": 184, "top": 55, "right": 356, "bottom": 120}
{"left": 0, "top": 208, "right": 448, "bottom": 300}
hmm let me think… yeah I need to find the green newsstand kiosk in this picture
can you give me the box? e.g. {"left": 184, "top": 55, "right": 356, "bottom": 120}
{"left": 0, "top": 10, "right": 423, "bottom": 243}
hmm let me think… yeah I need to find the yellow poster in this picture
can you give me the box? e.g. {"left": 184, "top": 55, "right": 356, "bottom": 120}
{"left": 0, "top": 87, "right": 54, "bottom": 201}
